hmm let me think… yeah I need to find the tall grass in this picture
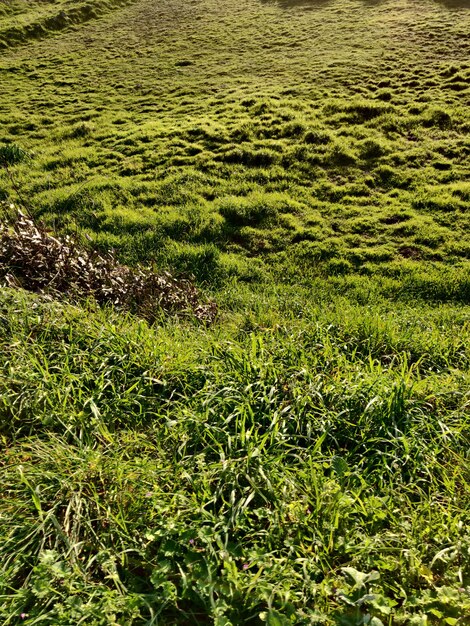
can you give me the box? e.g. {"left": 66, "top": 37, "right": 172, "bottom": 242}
{"left": 1, "top": 287, "right": 469, "bottom": 624}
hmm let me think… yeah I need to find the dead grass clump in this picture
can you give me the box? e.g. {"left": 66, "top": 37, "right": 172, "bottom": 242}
{"left": 0, "top": 211, "right": 216, "bottom": 323}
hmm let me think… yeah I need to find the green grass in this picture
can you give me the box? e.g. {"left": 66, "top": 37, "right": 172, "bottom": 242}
{"left": 1, "top": 0, "right": 470, "bottom": 623}
{"left": 1, "top": 287, "right": 469, "bottom": 624}
{"left": 1, "top": 0, "right": 469, "bottom": 280}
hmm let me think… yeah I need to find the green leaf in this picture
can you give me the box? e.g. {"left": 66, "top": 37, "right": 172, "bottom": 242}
{"left": 342, "top": 567, "right": 380, "bottom": 588}
{"left": 370, "top": 594, "right": 396, "bottom": 615}
{"left": 332, "top": 455, "right": 349, "bottom": 477}
{"left": 266, "top": 609, "right": 291, "bottom": 626}
{"left": 150, "top": 560, "right": 173, "bottom": 587}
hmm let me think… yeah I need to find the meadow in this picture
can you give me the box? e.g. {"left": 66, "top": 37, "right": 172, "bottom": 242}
{"left": 0, "top": 0, "right": 469, "bottom": 623}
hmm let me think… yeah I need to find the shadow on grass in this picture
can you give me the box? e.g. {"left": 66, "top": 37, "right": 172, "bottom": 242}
{"left": 260, "top": 0, "right": 332, "bottom": 9}
{"left": 435, "top": 0, "right": 470, "bottom": 7}
{"left": 261, "top": 0, "right": 470, "bottom": 7}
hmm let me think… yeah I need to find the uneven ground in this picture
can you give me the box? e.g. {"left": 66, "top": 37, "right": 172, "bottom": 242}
{"left": 0, "top": 0, "right": 469, "bottom": 624}
{"left": 1, "top": 0, "right": 470, "bottom": 284}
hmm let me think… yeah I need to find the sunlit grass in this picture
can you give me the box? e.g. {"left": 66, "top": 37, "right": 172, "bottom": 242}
{"left": 1, "top": 287, "right": 469, "bottom": 623}
{"left": 1, "top": 0, "right": 470, "bottom": 622}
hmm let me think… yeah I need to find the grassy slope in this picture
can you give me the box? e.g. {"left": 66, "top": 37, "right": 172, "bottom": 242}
{"left": 1, "top": 0, "right": 470, "bottom": 624}
{"left": 1, "top": 0, "right": 469, "bottom": 283}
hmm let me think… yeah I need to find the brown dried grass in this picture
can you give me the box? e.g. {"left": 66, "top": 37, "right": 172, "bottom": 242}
{"left": 0, "top": 210, "right": 217, "bottom": 323}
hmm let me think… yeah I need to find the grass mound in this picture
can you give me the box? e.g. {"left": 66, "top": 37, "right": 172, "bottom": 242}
{"left": 0, "top": 0, "right": 140, "bottom": 50}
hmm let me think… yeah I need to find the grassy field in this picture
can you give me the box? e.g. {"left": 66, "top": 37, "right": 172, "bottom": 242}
{"left": 1, "top": 0, "right": 469, "bottom": 623}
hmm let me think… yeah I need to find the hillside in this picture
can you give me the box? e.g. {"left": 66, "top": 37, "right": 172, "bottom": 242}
{"left": 1, "top": 0, "right": 469, "bottom": 624}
